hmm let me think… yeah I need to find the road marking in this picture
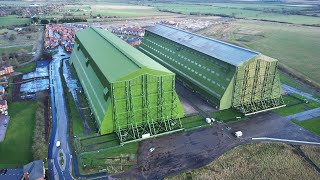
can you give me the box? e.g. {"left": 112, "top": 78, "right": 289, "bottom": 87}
{"left": 252, "top": 137, "right": 320, "bottom": 145}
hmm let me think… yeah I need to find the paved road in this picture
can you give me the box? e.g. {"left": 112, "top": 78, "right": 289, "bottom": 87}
{"left": 48, "top": 46, "right": 73, "bottom": 180}
{"left": 0, "top": 168, "right": 23, "bottom": 179}
{"left": 287, "top": 107, "right": 320, "bottom": 122}
{"left": 62, "top": 59, "right": 91, "bottom": 134}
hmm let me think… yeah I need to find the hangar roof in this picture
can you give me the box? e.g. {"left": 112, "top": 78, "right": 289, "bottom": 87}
{"left": 75, "top": 27, "right": 172, "bottom": 82}
{"left": 146, "top": 24, "right": 258, "bottom": 66}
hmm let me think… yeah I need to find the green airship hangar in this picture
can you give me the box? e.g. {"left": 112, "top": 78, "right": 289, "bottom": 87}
{"left": 69, "top": 24, "right": 285, "bottom": 144}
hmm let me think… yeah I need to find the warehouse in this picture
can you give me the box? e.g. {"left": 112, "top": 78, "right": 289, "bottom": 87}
{"left": 139, "top": 24, "right": 285, "bottom": 115}
{"left": 69, "top": 27, "right": 184, "bottom": 142}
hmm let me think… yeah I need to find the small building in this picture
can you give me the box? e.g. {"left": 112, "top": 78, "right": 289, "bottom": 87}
{"left": 0, "top": 65, "right": 14, "bottom": 76}
{"left": 22, "top": 160, "right": 45, "bottom": 180}
{"left": 0, "top": 100, "right": 7, "bottom": 113}
{"left": 0, "top": 76, "right": 8, "bottom": 88}
{"left": 127, "top": 37, "right": 142, "bottom": 46}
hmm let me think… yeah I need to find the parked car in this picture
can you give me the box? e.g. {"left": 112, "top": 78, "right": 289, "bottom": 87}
{"left": 0, "top": 169, "right": 7, "bottom": 175}
{"left": 56, "top": 141, "right": 61, "bottom": 148}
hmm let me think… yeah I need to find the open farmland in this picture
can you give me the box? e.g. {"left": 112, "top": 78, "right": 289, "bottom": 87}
{"left": 88, "top": 4, "right": 170, "bottom": 18}
{"left": 197, "top": 20, "right": 320, "bottom": 83}
{"left": 0, "top": 15, "right": 31, "bottom": 26}
{"left": 145, "top": 2, "right": 320, "bottom": 25}
{"left": 167, "top": 142, "right": 320, "bottom": 180}
{"left": 0, "top": 45, "right": 33, "bottom": 54}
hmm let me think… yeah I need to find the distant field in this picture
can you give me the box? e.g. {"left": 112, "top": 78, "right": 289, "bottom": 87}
{"left": 146, "top": 2, "right": 320, "bottom": 25}
{"left": 167, "top": 142, "right": 320, "bottom": 179}
{"left": 90, "top": 4, "right": 169, "bottom": 17}
{"left": 0, "top": 45, "right": 33, "bottom": 54}
{"left": 197, "top": 20, "right": 320, "bottom": 84}
{"left": 0, "top": 15, "right": 31, "bottom": 26}
{"left": 42, "top": 2, "right": 170, "bottom": 19}
{"left": 0, "top": 101, "right": 37, "bottom": 168}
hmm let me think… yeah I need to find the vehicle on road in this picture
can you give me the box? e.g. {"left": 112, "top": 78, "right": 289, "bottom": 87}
{"left": 56, "top": 141, "right": 61, "bottom": 148}
{"left": 235, "top": 131, "right": 243, "bottom": 138}
{"left": 0, "top": 169, "right": 7, "bottom": 175}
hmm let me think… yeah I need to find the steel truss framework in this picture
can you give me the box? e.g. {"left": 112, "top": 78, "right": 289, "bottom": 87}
{"left": 111, "top": 74, "right": 182, "bottom": 143}
{"left": 232, "top": 60, "right": 285, "bottom": 115}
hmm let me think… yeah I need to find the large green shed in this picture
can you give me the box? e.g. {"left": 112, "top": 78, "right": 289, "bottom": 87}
{"left": 139, "top": 24, "right": 285, "bottom": 115}
{"left": 69, "top": 27, "right": 184, "bottom": 142}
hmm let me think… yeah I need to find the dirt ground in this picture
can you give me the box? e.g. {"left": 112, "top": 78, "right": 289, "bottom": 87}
{"left": 176, "top": 82, "right": 217, "bottom": 116}
{"left": 111, "top": 112, "right": 320, "bottom": 179}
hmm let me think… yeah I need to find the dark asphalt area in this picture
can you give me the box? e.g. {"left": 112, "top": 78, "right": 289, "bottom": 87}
{"left": 111, "top": 112, "right": 320, "bottom": 180}
{"left": 0, "top": 169, "right": 23, "bottom": 180}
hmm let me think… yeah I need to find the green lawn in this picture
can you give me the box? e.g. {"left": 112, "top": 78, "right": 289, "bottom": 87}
{"left": 210, "top": 108, "right": 243, "bottom": 122}
{"left": 0, "top": 15, "right": 31, "bottom": 26}
{"left": 273, "top": 95, "right": 320, "bottom": 116}
{"left": 0, "top": 101, "right": 37, "bottom": 168}
{"left": 15, "top": 61, "right": 36, "bottom": 74}
{"left": 279, "top": 73, "right": 311, "bottom": 93}
{"left": 292, "top": 118, "right": 320, "bottom": 135}
{"left": 180, "top": 115, "right": 208, "bottom": 129}
{"left": 0, "top": 45, "right": 33, "bottom": 54}
{"left": 167, "top": 142, "right": 320, "bottom": 179}
{"left": 67, "top": 92, "right": 84, "bottom": 136}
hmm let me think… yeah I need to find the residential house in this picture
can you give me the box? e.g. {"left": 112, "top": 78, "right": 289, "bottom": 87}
{"left": 0, "top": 100, "right": 7, "bottom": 113}
{"left": 22, "top": 160, "right": 45, "bottom": 180}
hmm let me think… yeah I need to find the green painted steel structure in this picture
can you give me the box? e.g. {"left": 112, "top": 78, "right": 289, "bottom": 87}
{"left": 139, "top": 24, "right": 285, "bottom": 115}
{"left": 69, "top": 27, "right": 184, "bottom": 142}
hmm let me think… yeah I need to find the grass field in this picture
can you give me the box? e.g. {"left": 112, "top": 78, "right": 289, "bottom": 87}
{"left": 146, "top": 2, "right": 320, "bottom": 25}
{"left": 279, "top": 72, "right": 311, "bottom": 93}
{"left": 167, "top": 142, "right": 320, "bottom": 179}
{"left": 0, "top": 15, "right": 31, "bottom": 26}
{"left": 79, "top": 141, "right": 138, "bottom": 174}
{"left": 211, "top": 108, "right": 243, "bottom": 122}
{"left": 301, "top": 145, "right": 320, "bottom": 168}
{"left": 0, "top": 101, "right": 37, "bottom": 168}
{"left": 90, "top": 5, "right": 168, "bottom": 17}
{"left": 292, "top": 117, "right": 320, "bottom": 135}
{"left": 0, "top": 45, "right": 33, "bottom": 54}
{"left": 15, "top": 61, "right": 36, "bottom": 74}
{"left": 180, "top": 115, "right": 208, "bottom": 129}
{"left": 67, "top": 92, "right": 84, "bottom": 136}
{"left": 198, "top": 20, "right": 320, "bottom": 84}
{"left": 273, "top": 95, "right": 320, "bottom": 116}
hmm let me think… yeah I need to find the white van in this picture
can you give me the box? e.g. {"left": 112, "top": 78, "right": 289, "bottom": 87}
{"left": 56, "top": 141, "right": 61, "bottom": 148}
